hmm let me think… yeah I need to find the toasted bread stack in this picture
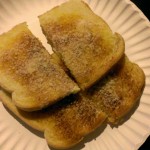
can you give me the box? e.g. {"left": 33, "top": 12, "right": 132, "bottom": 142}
{"left": 0, "top": 0, "right": 145, "bottom": 149}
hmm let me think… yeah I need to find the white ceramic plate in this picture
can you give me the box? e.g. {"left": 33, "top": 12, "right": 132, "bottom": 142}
{"left": 0, "top": 0, "right": 150, "bottom": 150}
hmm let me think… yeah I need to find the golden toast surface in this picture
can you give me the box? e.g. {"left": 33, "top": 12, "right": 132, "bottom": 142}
{"left": 39, "top": 0, "right": 125, "bottom": 89}
{"left": 0, "top": 23, "right": 79, "bottom": 111}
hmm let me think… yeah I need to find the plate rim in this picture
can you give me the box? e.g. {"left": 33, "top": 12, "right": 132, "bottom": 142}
{"left": 118, "top": 0, "right": 150, "bottom": 149}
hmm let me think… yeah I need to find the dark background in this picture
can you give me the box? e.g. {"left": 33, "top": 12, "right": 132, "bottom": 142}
{"left": 131, "top": 0, "right": 150, "bottom": 20}
{"left": 131, "top": 0, "right": 150, "bottom": 149}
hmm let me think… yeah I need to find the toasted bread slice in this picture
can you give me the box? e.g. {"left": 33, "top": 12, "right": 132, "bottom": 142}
{"left": 0, "top": 89, "right": 106, "bottom": 149}
{"left": 0, "top": 23, "right": 80, "bottom": 111}
{"left": 50, "top": 54, "right": 145, "bottom": 123}
{"left": 84, "top": 56, "right": 145, "bottom": 123}
{"left": 39, "top": 0, "right": 125, "bottom": 90}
